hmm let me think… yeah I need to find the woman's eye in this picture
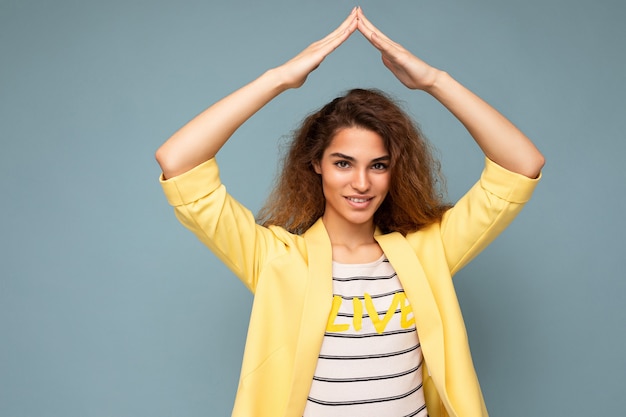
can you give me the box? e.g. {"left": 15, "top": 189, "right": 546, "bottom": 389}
{"left": 335, "top": 161, "right": 350, "bottom": 168}
{"left": 372, "top": 163, "right": 388, "bottom": 170}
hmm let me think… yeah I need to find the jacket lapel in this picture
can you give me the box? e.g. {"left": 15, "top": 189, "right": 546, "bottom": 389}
{"left": 375, "top": 232, "right": 446, "bottom": 385}
{"left": 285, "top": 219, "right": 333, "bottom": 416}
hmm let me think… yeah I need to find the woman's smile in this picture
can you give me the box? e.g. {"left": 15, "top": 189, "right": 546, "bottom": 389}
{"left": 345, "top": 195, "right": 374, "bottom": 207}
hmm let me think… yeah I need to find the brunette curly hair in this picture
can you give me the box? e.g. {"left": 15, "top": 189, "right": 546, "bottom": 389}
{"left": 257, "top": 88, "right": 451, "bottom": 235}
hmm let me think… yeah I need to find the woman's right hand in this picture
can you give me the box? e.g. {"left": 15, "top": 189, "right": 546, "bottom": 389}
{"left": 275, "top": 7, "right": 358, "bottom": 89}
{"left": 156, "top": 8, "right": 357, "bottom": 179}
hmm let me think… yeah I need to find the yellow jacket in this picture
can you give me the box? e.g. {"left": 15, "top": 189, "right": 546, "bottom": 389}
{"left": 160, "top": 157, "right": 540, "bottom": 417}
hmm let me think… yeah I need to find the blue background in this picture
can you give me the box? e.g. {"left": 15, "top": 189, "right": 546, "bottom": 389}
{"left": 2, "top": 0, "right": 625, "bottom": 415}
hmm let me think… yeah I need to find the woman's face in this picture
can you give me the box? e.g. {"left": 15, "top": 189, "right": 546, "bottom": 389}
{"left": 313, "top": 126, "right": 391, "bottom": 231}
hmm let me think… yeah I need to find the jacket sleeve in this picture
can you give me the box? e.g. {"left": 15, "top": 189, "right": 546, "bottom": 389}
{"left": 440, "top": 157, "right": 541, "bottom": 276}
{"left": 159, "top": 158, "right": 289, "bottom": 293}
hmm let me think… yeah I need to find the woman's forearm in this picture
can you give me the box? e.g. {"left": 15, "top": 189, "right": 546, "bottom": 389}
{"left": 426, "top": 70, "right": 545, "bottom": 178}
{"left": 155, "top": 69, "right": 288, "bottom": 180}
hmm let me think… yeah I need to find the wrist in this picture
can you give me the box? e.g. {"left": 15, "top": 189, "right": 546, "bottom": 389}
{"left": 265, "top": 66, "right": 303, "bottom": 92}
{"left": 261, "top": 67, "right": 293, "bottom": 94}
{"left": 423, "top": 69, "right": 449, "bottom": 94}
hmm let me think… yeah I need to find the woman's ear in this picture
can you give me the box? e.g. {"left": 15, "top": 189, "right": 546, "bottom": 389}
{"left": 312, "top": 161, "right": 322, "bottom": 174}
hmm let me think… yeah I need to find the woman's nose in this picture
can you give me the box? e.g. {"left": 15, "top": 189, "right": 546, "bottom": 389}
{"left": 351, "top": 169, "right": 370, "bottom": 192}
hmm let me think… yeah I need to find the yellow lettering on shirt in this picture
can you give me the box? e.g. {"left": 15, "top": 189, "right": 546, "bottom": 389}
{"left": 326, "top": 292, "right": 415, "bottom": 333}
{"left": 352, "top": 297, "right": 363, "bottom": 331}
{"left": 400, "top": 293, "right": 415, "bottom": 328}
{"left": 326, "top": 295, "right": 350, "bottom": 332}
{"left": 365, "top": 292, "right": 400, "bottom": 334}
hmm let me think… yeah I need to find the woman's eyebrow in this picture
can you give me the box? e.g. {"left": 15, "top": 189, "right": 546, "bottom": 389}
{"left": 329, "top": 152, "right": 355, "bottom": 161}
{"left": 329, "top": 153, "right": 390, "bottom": 162}
{"left": 372, "top": 155, "right": 391, "bottom": 163}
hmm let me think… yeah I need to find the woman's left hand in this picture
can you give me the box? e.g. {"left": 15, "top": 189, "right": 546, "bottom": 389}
{"left": 356, "top": 8, "right": 440, "bottom": 91}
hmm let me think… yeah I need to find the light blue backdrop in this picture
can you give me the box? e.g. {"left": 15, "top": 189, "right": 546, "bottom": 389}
{"left": 2, "top": 0, "right": 625, "bottom": 415}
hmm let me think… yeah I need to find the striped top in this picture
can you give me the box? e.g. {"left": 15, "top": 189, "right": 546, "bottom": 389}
{"left": 303, "top": 255, "right": 428, "bottom": 417}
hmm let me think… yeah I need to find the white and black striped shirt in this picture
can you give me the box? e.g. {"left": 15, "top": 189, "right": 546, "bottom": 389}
{"left": 303, "top": 256, "right": 428, "bottom": 417}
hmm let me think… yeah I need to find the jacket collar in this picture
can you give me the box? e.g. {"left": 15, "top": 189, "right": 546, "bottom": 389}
{"left": 374, "top": 231, "right": 445, "bottom": 379}
{"left": 376, "top": 231, "right": 454, "bottom": 414}
{"left": 285, "top": 219, "right": 333, "bottom": 416}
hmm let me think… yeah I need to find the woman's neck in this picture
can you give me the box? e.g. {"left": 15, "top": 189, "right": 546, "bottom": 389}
{"left": 321, "top": 217, "right": 383, "bottom": 264}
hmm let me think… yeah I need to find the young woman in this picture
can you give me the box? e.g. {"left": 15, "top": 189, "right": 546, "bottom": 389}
{"left": 156, "top": 8, "right": 544, "bottom": 417}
